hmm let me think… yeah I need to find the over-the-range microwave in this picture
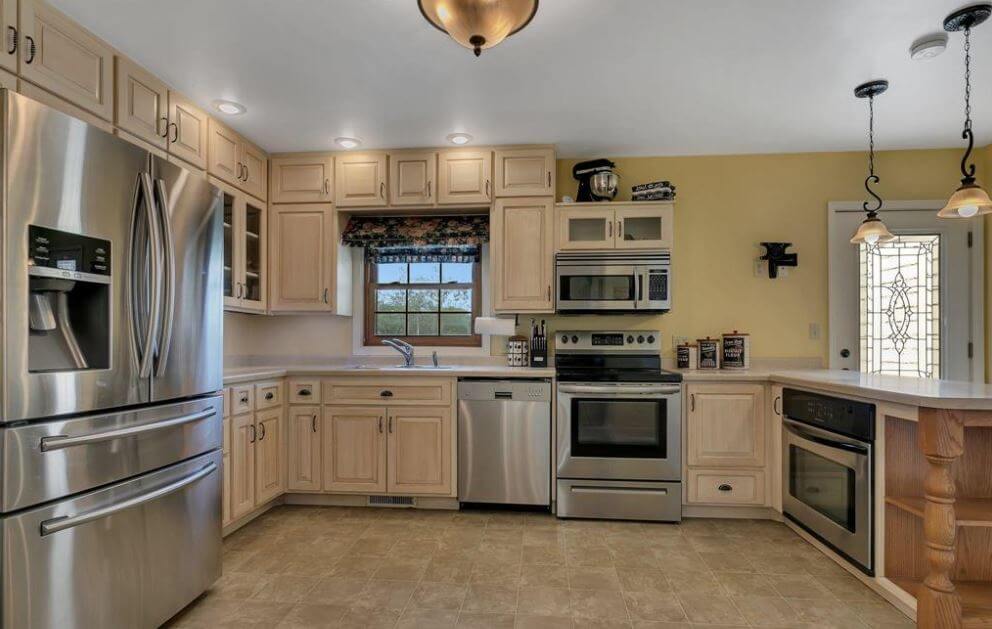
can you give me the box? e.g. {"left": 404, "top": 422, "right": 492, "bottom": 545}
{"left": 555, "top": 250, "right": 671, "bottom": 313}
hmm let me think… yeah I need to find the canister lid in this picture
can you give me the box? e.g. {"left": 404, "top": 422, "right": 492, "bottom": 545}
{"left": 722, "top": 330, "right": 749, "bottom": 337}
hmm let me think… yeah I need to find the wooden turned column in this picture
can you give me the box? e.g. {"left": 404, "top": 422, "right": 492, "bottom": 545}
{"left": 917, "top": 408, "right": 964, "bottom": 629}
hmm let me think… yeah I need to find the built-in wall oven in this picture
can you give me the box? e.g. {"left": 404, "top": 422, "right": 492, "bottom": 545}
{"left": 781, "top": 388, "right": 875, "bottom": 575}
{"left": 555, "top": 251, "right": 670, "bottom": 313}
{"left": 555, "top": 331, "right": 682, "bottom": 522}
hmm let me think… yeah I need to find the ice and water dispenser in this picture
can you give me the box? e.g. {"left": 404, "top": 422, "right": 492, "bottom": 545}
{"left": 27, "top": 225, "right": 110, "bottom": 372}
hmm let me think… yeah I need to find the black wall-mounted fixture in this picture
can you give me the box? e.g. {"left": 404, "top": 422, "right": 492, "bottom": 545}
{"left": 759, "top": 242, "right": 798, "bottom": 279}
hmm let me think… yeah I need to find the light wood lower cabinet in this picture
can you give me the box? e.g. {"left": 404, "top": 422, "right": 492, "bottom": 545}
{"left": 491, "top": 197, "right": 555, "bottom": 313}
{"left": 230, "top": 412, "right": 256, "bottom": 520}
{"left": 254, "top": 407, "right": 285, "bottom": 504}
{"left": 387, "top": 406, "right": 452, "bottom": 495}
{"left": 322, "top": 405, "right": 388, "bottom": 493}
{"left": 288, "top": 405, "right": 322, "bottom": 491}
{"left": 687, "top": 383, "right": 766, "bottom": 468}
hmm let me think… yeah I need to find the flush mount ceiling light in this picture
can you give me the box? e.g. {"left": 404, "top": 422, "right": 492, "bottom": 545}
{"left": 910, "top": 34, "right": 948, "bottom": 60}
{"left": 851, "top": 80, "right": 895, "bottom": 246}
{"left": 418, "top": 0, "right": 539, "bottom": 57}
{"left": 211, "top": 100, "right": 246, "bottom": 116}
{"left": 446, "top": 132, "right": 473, "bottom": 145}
{"left": 939, "top": 3, "right": 992, "bottom": 218}
{"left": 334, "top": 137, "right": 361, "bottom": 150}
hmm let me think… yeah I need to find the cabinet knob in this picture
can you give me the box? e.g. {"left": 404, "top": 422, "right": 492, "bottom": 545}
{"left": 298, "top": 388, "right": 312, "bottom": 397}
{"left": 717, "top": 484, "right": 733, "bottom": 492}
{"left": 239, "top": 395, "right": 249, "bottom": 404}
{"left": 380, "top": 390, "right": 394, "bottom": 397}
{"left": 265, "top": 392, "right": 274, "bottom": 401}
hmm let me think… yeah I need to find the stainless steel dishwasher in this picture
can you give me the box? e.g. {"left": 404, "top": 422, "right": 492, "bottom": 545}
{"left": 457, "top": 379, "right": 552, "bottom": 506}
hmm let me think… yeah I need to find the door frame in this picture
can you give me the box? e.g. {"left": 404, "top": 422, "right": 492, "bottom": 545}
{"left": 827, "top": 200, "right": 985, "bottom": 382}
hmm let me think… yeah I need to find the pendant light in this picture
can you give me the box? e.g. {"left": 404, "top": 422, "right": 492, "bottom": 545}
{"left": 419, "top": 0, "right": 538, "bottom": 57}
{"left": 939, "top": 4, "right": 992, "bottom": 219}
{"left": 851, "top": 80, "right": 895, "bottom": 245}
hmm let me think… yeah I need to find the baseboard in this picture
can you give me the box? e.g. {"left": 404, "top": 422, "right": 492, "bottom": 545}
{"left": 683, "top": 505, "right": 782, "bottom": 520}
{"left": 222, "top": 496, "right": 282, "bottom": 537}
{"left": 283, "top": 492, "right": 459, "bottom": 510}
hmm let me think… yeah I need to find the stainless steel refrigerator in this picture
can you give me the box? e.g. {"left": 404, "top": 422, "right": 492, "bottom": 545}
{"left": 0, "top": 91, "right": 224, "bottom": 628}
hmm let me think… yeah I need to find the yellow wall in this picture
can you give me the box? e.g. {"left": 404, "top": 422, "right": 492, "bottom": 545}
{"left": 554, "top": 148, "right": 986, "bottom": 366}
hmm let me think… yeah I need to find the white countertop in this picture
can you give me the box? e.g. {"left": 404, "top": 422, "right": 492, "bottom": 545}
{"left": 223, "top": 364, "right": 555, "bottom": 385}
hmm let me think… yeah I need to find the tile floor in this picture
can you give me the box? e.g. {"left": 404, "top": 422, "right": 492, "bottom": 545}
{"left": 165, "top": 506, "right": 912, "bottom": 628}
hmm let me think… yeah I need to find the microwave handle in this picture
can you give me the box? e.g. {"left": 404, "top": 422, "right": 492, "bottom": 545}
{"left": 636, "top": 272, "right": 643, "bottom": 302}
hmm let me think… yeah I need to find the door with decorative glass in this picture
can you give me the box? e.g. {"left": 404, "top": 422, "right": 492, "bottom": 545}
{"left": 828, "top": 203, "right": 983, "bottom": 382}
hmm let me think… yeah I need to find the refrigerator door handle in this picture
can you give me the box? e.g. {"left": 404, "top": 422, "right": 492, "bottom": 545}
{"left": 153, "top": 178, "right": 176, "bottom": 376}
{"left": 129, "top": 172, "right": 163, "bottom": 379}
{"left": 39, "top": 408, "right": 216, "bottom": 451}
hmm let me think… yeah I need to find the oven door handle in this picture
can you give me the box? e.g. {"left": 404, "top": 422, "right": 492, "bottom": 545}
{"left": 783, "top": 419, "right": 869, "bottom": 455}
{"left": 558, "top": 384, "right": 681, "bottom": 396}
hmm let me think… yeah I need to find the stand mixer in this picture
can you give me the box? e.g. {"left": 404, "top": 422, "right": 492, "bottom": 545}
{"left": 572, "top": 158, "right": 619, "bottom": 202}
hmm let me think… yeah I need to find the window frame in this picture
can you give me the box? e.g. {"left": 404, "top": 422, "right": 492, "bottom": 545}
{"left": 363, "top": 257, "right": 482, "bottom": 347}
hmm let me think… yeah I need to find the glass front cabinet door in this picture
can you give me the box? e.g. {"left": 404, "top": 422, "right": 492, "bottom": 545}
{"left": 219, "top": 178, "right": 267, "bottom": 313}
{"left": 556, "top": 203, "right": 673, "bottom": 251}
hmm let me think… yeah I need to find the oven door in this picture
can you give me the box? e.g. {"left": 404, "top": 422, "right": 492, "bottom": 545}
{"left": 782, "top": 418, "right": 873, "bottom": 573}
{"left": 557, "top": 383, "right": 681, "bottom": 481}
{"left": 556, "top": 264, "right": 637, "bottom": 311}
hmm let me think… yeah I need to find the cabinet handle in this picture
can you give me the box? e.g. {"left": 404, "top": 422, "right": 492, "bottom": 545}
{"left": 169, "top": 122, "right": 178, "bottom": 143}
{"left": 249, "top": 424, "right": 256, "bottom": 443}
{"left": 243, "top": 163, "right": 250, "bottom": 182}
{"left": 378, "top": 416, "right": 384, "bottom": 433}
{"left": 258, "top": 422, "right": 266, "bottom": 441}
{"left": 380, "top": 390, "right": 393, "bottom": 397}
{"left": 7, "top": 26, "right": 16, "bottom": 55}
{"left": 311, "top": 414, "right": 317, "bottom": 433}
{"left": 608, "top": 221, "right": 612, "bottom": 238}
{"left": 547, "top": 172, "right": 551, "bottom": 188}
{"left": 24, "top": 35, "right": 34, "bottom": 64}
{"left": 264, "top": 392, "right": 274, "bottom": 401}
{"left": 717, "top": 483, "right": 733, "bottom": 492}
{"left": 773, "top": 395, "right": 781, "bottom": 416}
{"left": 236, "top": 162, "right": 243, "bottom": 180}
{"left": 427, "top": 180, "right": 432, "bottom": 198}
{"left": 159, "top": 116, "right": 169, "bottom": 138}
{"left": 298, "top": 388, "right": 312, "bottom": 397}
{"left": 324, "top": 178, "right": 330, "bottom": 195}
{"left": 617, "top": 220, "right": 623, "bottom": 239}
{"left": 485, "top": 179, "right": 490, "bottom": 198}
{"left": 388, "top": 416, "right": 393, "bottom": 433}
{"left": 690, "top": 393, "right": 695, "bottom": 412}
{"left": 323, "top": 288, "right": 329, "bottom": 304}
{"left": 380, "top": 181, "right": 385, "bottom": 199}
{"left": 547, "top": 285, "right": 551, "bottom": 301}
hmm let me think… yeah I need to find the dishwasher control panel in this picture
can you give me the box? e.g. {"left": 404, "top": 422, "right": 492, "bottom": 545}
{"left": 457, "top": 379, "right": 552, "bottom": 402}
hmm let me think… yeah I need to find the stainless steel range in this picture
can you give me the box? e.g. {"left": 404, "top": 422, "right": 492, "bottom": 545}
{"left": 0, "top": 91, "right": 224, "bottom": 628}
{"left": 555, "top": 330, "right": 682, "bottom": 522}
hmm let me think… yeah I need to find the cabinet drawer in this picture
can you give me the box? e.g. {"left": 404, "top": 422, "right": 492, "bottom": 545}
{"left": 230, "top": 385, "right": 253, "bottom": 415}
{"left": 322, "top": 378, "right": 452, "bottom": 406}
{"left": 289, "top": 379, "right": 321, "bottom": 404}
{"left": 255, "top": 381, "right": 283, "bottom": 410}
{"left": 687, "top": 469, "right": 765, "bottom": 506}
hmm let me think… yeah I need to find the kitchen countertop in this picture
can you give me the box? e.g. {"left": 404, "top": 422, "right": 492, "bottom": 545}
{"left": 223, "top": 364, "right": 556, "bottom": 385}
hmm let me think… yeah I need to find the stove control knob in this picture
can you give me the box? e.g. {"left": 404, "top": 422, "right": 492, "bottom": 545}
{"left": 571, "top": 335, "right": 579, "bottom": 344}
{"left": 647, "top": 335, "right": 655, "bottom": 344}
{"left": 560, "top": 335, "right": 568, "bottom": 344}
{"left": 626, "top": 335, "right": 634, "bottom": 343}
{"left": 637, "top": 335, "right": 645, "bottom": 344}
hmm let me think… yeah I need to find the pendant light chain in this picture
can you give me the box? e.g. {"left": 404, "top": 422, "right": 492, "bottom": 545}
{"left": 867, "top": 94, "right": 876, "bottom": 178}
{"left": 964, "top": 27, "right": 972, "bottom": 131}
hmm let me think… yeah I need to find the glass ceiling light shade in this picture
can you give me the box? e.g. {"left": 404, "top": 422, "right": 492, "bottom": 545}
{"left": 419, "top": 0, "right": 539, "bottom": 56}
{"left": 939, "top": 4, "right": 992, "bottom": 219}
{"left": 850, "top": 80, "right": 895, "bottom": 245}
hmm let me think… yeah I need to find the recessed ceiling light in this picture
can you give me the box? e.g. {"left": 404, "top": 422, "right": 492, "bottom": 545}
{"left": 910, "top": 34, "right": 948, "bottom": 60}
{"left": 447, "top": 132, "right": 473, "bottom": 145}
{"left": 211, "top": 99, "right": 246, "bottom": 115}
{"left": 334, "top": 137, "right": 361, "bottom": 149}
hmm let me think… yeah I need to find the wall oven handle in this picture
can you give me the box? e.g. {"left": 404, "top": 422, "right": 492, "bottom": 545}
{"left": 39, "top": 462, "right": 217, "bottom": 536}
{"left": 153, "top": 178, "right": 176, "bottom": 376}
{"left": 558, "top": 384, "right": 681, "bottom": 395}
{"left": 40, "top": 408, "right": 216, "bottom": 451}
{"left": 783, "top": 419, "right": 869, "bottom": 455}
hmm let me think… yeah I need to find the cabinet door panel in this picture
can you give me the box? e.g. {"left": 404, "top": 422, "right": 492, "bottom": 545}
{"left": 615, "top": 204, "right": 673, "bottom": 250}
{"left": 491, "top": 197, "right": 554, "bottom": 312}
{"left": 115, "top": 56, "right": 168, "bottom": 148}
{"left": 288, "top": 405, "right": 322, "bottom": 491}
{"left": 168, "top": 91, "right": 208, "bottom": 169}
{"left": 389, "top": 151, "right": 436, "bottom": 206}
{"left": 438, "top": 150, "right": 491, "bottom": 204}
{"left": 0, "top": 0, "right": 15, "bottom": 73}
{"left": 269, "top": 204, "right": 333, "bottom": 312}
{"left": 240, "top": 197, "right": 267, "bottom": 312}
{"left": 387, "top": 406, "right": 451, "bottom": 496}
{"left": 208, "top": 118, "right": 241, "bottom": 186}
{"left": 335, "top": 152, "right": 387, "bottom": 207}
{"left": 255, "top": 408, "right": 285, "bottom": 504}
{"left": 217, "top": 180, "right": 242, "bottom": 310}
{"left": 242, "top": 141, "right": 268, "bottom": 201}
{"left": 687, "top": 384, "right": 766, "bottom": 468}
{"left": 230, "top": 413, "right": 255, "bottom": 519}
{"left": 494, "top": 148, "right": 554, "bottom": 197}
{"left": 271, "top": 154, "right": 334, "bottom": 203}
{"left": 556, "top": 207, "right": 615, "bottom": 250}
{"left": 19, "top": 0, "right": 114, "bottom": 121}
{"left": 322, "top": 406, "right": 387, "bottom": 493}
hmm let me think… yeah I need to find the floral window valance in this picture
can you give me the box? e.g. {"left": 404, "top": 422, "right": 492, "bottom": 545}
{"left": 341, "top": 215, "right": 489, "bottom": 248}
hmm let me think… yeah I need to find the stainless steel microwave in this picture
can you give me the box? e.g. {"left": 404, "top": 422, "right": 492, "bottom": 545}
{"left": 555, "top": 251, "right": 671, "bottom": 313}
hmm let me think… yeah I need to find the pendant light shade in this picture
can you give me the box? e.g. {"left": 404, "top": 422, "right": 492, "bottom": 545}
{"left": 850, "top": 80, "right": 894, "bottom": 245}
{"left": 419, "top": 0, "right": 538, "bottom": 56}
{"left": 938, "top": 180, "right": 992, "bottom": 218}
{"left": 850, "top": 215, "right": 896, "bottom": 245}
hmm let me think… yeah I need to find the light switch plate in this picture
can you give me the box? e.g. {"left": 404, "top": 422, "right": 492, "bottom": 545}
{"left": 809, "top": 323, "right": 821, "bottom": 340}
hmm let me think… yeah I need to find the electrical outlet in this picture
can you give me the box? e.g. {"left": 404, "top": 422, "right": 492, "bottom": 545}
{"left": 673, "top": 336, "right": 688, "bottom": 350}
{"left": 809, "top": 323, "right": 821, "bottom": 340}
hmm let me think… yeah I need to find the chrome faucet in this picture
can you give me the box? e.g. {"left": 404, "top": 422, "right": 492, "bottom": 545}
{"left": 382, "top": 338, "right": 415, "bottom": 367}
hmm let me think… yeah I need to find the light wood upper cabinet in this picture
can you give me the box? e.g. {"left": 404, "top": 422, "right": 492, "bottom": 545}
{"left": 167, "top": 91, "right": 208, "bottom": 170}
{"left": 242, "top": 140, "right": 268, "bottom": 201}
{"left": 615, "top": 205, "right": 672, "bottom": 249}
{"left": 0, "top": 0, "right": 15, "bottom": 73}
{"left": 209, "top": 118, "right": 241, "bottom": 186}
{"left": 270, "top": 154, "right": 334, "bottom": 204}
{"left": 269, "top": 204, "right": 335, "bottom": 312}
{"left": 389, "top": 151, "right": 436, "bottom": 206}
{"left": 556, "top": 206, "right": 616, "bottom": 250}
{"left": 438, "top": 149, "right": 491, "bottom": 204}
{"left": 387, "top": 406, "right": 451, "bottom": 496}
{"left": 494, "top": 148, "right": 555, "bottom": 197}
{"left": 254, "top": 407, "right": 285, "bottom": 504}
{"left": 288, "top": 405, "right": 322, "bottom": 492}
{"left": 217, "top": 177, "right": 267, "bottom": 313}
{"left": 335, "top": 151, "right": 388, "bottom": 207}
{"left": 555, "top": 203, "right": 673, "bottom": 251}
{"left": 230, "top": 412, "right": 256, "bottom": 520}
{"left": 491, "top": 197, "right": 554, "bottom": 313}
{"left": 687, "top": 383, "right": 766, "bottom": 468}
{"left": 323, "top": 406, "right": 387, "bottom": 493}
{"left": 115, "top": 56, "right": 168, "bottom": 149}
{"left": 19, "top": 0, "right": 114, "bottom": 121}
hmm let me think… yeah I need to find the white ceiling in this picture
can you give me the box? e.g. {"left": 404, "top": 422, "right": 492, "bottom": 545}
{"left": 51, "top": 0, "right": 992, "bottom": 157}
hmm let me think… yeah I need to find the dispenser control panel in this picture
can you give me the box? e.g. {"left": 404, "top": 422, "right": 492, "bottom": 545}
{"left": 28, "top": 225, "right": 111, "bottom": 276}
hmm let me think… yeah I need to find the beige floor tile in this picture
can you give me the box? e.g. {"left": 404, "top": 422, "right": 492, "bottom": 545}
{"left": 222, "top": 600, "right": 295, "bottom": 627}
{"left": 569, "top": 588, "right": 629, "bottom": 620}
{"left": 515, "top": 613, "right": 571, "bottom": 628}
{"left": 352, "top": 579, "right": 418, "bottom": 612}
{"left": 520, "top": 563, "right": 569, "bottom": 588}
{"left": 786, "top": 597, "right": 868, "bottom": 626}
{"left": 676, "top": 592, "right": 745, "bottom": 625}
{"left": 338, "top": 607, "right": 402, "bottom": 628}
{"left": 713, "top": 571, "right": 778, "bottom": 597}
{"left": 565, "top": 546, "right": 615, "bottom": 567}
{"left": 423, "top": 558, "right": 475, "bottom": 584}
{"left": 373, "top": 557, "right": 430, "bottom": 581}
{"left": 456, "top": 611, "right": 516, "bottom": 628}
{"left": 746, "top": 552, "right": 810, "bottom": 575}
{"left": 571, "top": 618, "right": 633, "bottom": 628}
{"left": 410, "top": 582, "right": 468, "bottom": 610}
{"left": 697, "top": 550, "right": 755, "bottom": 572}
{"left": 470, "top": 562, "right": 523, "bottom": 587}
{"left": 732, "top": 595, "right": 803, "bottom": 626}
{"left": 815, "top": 575, "right": 885, "bottom": 602}
{"left": 629, "top": 621, "right": 692, "bottom": 629}
{"left": 665, "top": 569, "right": 723, "bottom": 595}
{"left": 850, "top": 600, "right": 914, "bottom": 628}
{"left": 462, "top": 584, "right": 519, "bottom": 614}
{"left": 766, "top": 573, "right": 837, "bottom": 599}
{"left": 275, "top": 602, "right": 349, "bottom": 628}
{"left": 308, "top": 577, "right": 369, "bottom": 606}
{"left": 209, "top": 571, "right": 271, "bottom": 600}
{"left": 522, "top": 544, "right": 566, "bottom": 565}
{"left": 615, "top": 568, "right": 671, "bottom": 593}
{"left": 351, "top": 535, "right": 399, "bottom": 557}
{"left": 397, "top": 607, "right": 459, "bottom": 628}
{"left": 568, "top": 566, "right": 621, "bottom": 590}
{"left": 330, "top": 555, "right": 384, "bottom": 579}
{"left": 516, "top": 587, "right": 571, "bottom": 616}
{"left": 249, "top": 575, "right": 321, "bottom": 603}
{"left": 622, "top": 591, "right": 686, "bottom": 623}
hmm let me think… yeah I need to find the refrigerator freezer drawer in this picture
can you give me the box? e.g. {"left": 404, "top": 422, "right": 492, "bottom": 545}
{"left": 1, "top": 395, "right": 222, "bottom": 512}
{"left": 556, "top": 479, "right": 682, "bottom": 522}
{"left": 1, "top": 450, "right": 221, "bottom": 629}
